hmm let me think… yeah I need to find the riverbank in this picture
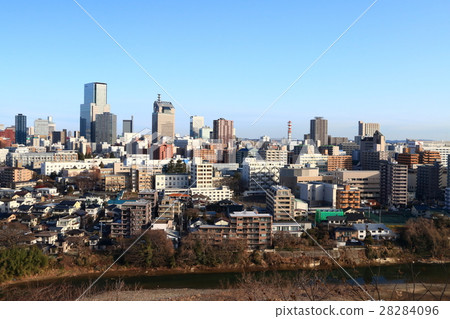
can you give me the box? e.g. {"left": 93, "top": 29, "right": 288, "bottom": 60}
{"left": 1, "top": 254, "right": 448, "bottom": 289}
{"left": 88, "top": 283, "right": 450, "bottom": 301}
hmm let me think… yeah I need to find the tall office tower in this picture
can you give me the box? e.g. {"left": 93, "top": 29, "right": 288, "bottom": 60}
{"left": 15, "top": 113, "right": 27, "bottom": 145}
{"left": 360, "top": 131, "right": 386, "bottom": 152}
{"left": 416, "top": 161, "right": 444, "bottom": 202}
{"left": 379, "top": 159, "right": 408, "bottom": 207}
{"left": 34, "top": 116, "right": 55, "bottom": 137}
{"left": 310, "top": 117, "right": 328, "bottom": 147}
{"left": 152, "top": 94, "right": 175, "bottom": 143}
{"left": 190, "top": 115, "right": 204, "bottom": 138}
{"left": 80, "top": 82, "right": 110, "bottom": 142}
{"left": 123, "top": 116, "right": 133, "bottom": 135}
{"left": 358, "top": 121, "right": 380, "bottom": 137}
{"left": 213, "top": 118, "right": 234, "bottom": 145}
{"left": 95, "top": 112, "right": 117, "bottom": 144}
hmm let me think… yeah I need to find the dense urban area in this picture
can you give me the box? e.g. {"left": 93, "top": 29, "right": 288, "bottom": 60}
{"left": 0, "top": 83, "right": 449, "bottom": 300}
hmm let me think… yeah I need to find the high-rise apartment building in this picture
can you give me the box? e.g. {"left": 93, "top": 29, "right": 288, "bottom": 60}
{"left": 152, "top": 94, "right": 175, "bottom": 143}
{"left": 191, "top": 157, "right": 213, "bottom": 188}
{"left": 213, "top": 118, "right": 234, "bottom": 145}
{"left": 310, "top": 117, "right": 328, "bottom": 147}
{"left": 15, "top": 113, "right": 27, "bottom": 145}
{"left": 95, "top": 112, "right": 117, "bottom": 144}
{"left": 80, "top": 82, "right": 110, "bottom": 142}
{"left": 123, "top": 116, "right": 133, "bottom": 135}
{"left": 416, "top": 161, "right": 444, "bottom": 202}
{"left": 380, "top": 160, "right": 408, "bottom": 207}
{"left": 190, "top": 115, "right": 204, "bottom": 139}
{"left": 358, "top": 121, "right": 380, "bottom": 137}
{"left": 266, "top": 185, "right": 295, "bottom": 221}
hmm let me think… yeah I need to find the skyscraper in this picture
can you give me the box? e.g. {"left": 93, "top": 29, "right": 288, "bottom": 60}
{"left": 15, "top": 113, "right": 27, "bottom": 145}
{"left": 95, "top": 112, "right": 117, "bottom": 144}
{"left": 80, "top": 82, "right": 110, "bottom": 142}
{"left": 310, "top": 117, "right": 328, "bottom": 147}
{"left": 190, "top": 115, "right": 204, "bottom": 139}
{"left": 123, "top": 116, "right": 133, "bottom": 135}
{"left": 152, "top": 94, "right": 175, "bottom": 143}
{"left": 34, "top": 116, "right": 55, "bottom": 137}
{"left": 213, "top": 118, "right": 234, "bottom": 145}
{"left": 358, "top": 121, "right": 380, "bottom": 137}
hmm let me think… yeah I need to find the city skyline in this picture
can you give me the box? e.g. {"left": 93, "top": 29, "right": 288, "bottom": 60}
{"left": 1, "top": 1, "right": 449, "bottom": 140}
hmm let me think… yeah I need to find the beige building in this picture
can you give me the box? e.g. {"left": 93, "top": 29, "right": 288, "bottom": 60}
{"left": 152, "top": 94, "right": 175, "bottom": 143}
{"left": 266, "top": 185, "right": 295, "bottom": 221}
{"left": 327, "top": 155, "right": 352, "bottom": 172}
{"left": 336, "top": 185, "right": 361, "bottom": 209}
{"left": 380, "top": 160, "right": 408, "bottom": 207}
{"left": 333, "top": 170, "right": 380, "bottom": 202}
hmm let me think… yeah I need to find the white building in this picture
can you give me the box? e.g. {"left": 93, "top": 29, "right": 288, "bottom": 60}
{"left": 155, "top": 174, "right": 190, "bottom": 190}
{"left": 190, "top": 186, "right": 233, "bottom": 202}
{"left": 294, "top": 153, "right": 328, "bottom": 171}
{"left": 191, "top": 157, "right": 213, "bottom": 188}
{"left": 298, "top": 182, "right": 337, "bottom": 207}
{"left": 242, "top": 157, "right": 285, "bottom": 193}
{"left": 272, "top": 222, "right": 312, "bottom": 237}
{"left": 352, "top": 223, "right": 395, "bottom": 241}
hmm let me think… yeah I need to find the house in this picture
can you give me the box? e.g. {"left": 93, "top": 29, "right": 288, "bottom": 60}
{"left": 326, "top": 215, "right": 346, "bottom": 225}
{"left": 19, "top": 214, "right": 39, "bottom": 227}
{"left": 56, "top": 215, "right": 81, "bottom": 234}
{"left": 345, "top": 212, "right": 365, "bottom": 225}
{"left": 35, "top": 231, "right": 58, "bottom": 245}
{"left": 352, "top": 223, "right": 395, "bottom": 241}
{"left": 334, "top": 227, "right": 359, "bottom": 242}
{"left": 85, "top": 204, "right": 101, "bottom": 219}
{"left": 0, "top": 213, "right": 17, "bottom": 223}
{"left": 0, "top": 199, "right": 20, "bottom": 213}
{"left": 188, "top": 218, "right": 207, "bottom": 232}
{"left": 272, "top": 221, "right": 312, "bottom": 237}
{"left": 16, "top": 204, "right": 34, "bottom": 214}
{"left": 35, "top": 187, "right": 59, "bottom": 197}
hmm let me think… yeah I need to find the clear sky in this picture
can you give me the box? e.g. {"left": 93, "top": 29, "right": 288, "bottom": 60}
{"left": 1, "top": 0, "right": 449, "bottom": 141}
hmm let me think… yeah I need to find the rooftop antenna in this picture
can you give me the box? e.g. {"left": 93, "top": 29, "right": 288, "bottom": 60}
{"left": 157, "top": 94, "right": 161, "bottom": 102}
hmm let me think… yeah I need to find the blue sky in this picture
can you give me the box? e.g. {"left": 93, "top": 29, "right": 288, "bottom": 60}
{"left": 0, "top": 0, "right": 449, "bottom": 140}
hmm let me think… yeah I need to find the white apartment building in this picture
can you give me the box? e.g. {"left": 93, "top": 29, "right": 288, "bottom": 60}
{"left": 242, "top": 157, "right": 285, "bottom": 193}
{"left": 191, "top": 157, "right": 213, "bottom": 188}
{"left": 190, "top": 186, "right": 233, "bottom": 202}
{"left": 155, "top": 174, "right": 189, "bottom": 190}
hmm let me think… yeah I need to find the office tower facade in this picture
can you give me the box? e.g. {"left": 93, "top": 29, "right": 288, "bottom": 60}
{"left": 15, "top": 113, "right": 27, "bottom": 145}
{"left": 152, "top": 94, "right": 175, "bottom": 143}
{"left": 380, "top": 160, "right": 408, "bottom": 207}
{"left": 190, "top": 115, "right": 204, "bottom": 138}
{"left": 358, "top": 121, "right": 380, "bottom": 137}
{"left": 123, "top": 116, "right": 133, "bottom": 135}
{"left": 52, "top": 130, "right": 66, "bottom": 145}
{"left": 310, "top": 117, "right": 328, "bottom": 147}
{"left": 416, "top": 161, "right": 444, "bottom": 202}
{"left": 80, "top": 82, "right": 110, "bottom": 142}
{"left": 199, "top": 126, "right": 213, "bottom": 140}
{"left": 95, "top": 112, "right": 117, "bottom": 144}
{"left": 213, "top": 118, "right": 234, "bottom": 145}
{"left": 34, "top": 116, "right": 55, "bottom": 137}
{"left": 360, "top": 131, "right": 386, "bottom": 152}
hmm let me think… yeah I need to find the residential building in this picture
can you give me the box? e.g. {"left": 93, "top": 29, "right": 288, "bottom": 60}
{"left": 190, "top": 186, "right": 233, "bottom": 202}
{"left": 360, "top": 150, "right": 389, "bottom": 170}
{"left": 155, "top": 174, "right": 189, "bottom": 190}
{"left": 229, "top": 210, "right": 272, "bottom": 249}
{"left": 379, "top": 160, "right": 408, "bottom": 207}
{"left": 327, "top": 155, "right": 352, "bottom": 172}
{"left": 0, "top": 167, "right": 34, "bottom": 188}
{"left": 336, "top": 185, "right": 361, "bottom": 209}
{"left": 272, "top": 222, "right": 312, "bottom": 237}
{"left": 352, "top": 223, "right": 395, "bottom": 241}
{"left": 310, "top": 117, "right": 328, "bottom": 147}
{"left": 213, "top": 118, "right": 234, "bottom": 145}
{"left": 191, "top": 158, "right": 213, "bottom": 188}
{"left": 299, "top": 182, "right": 337, "bottom": 207}
{"left": 416, "top": 161, "right": 444, "bottom": 202}
{"left": 111, "top": 200, "right": 152, "bottom": 237}
{"left": 397, "top": 152, "right": 419, "bottom": 169}
{"left": 241, "top": 157, "right": 284, "bottom": 193}
{"left": 333, "top": 170, "right": 380, "bottom": 202}
{"left": 266, "top": 185, "right": 295, "bottom": 221}
{"left": 419, "top": 150, "right": 441, "bottom": 165}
